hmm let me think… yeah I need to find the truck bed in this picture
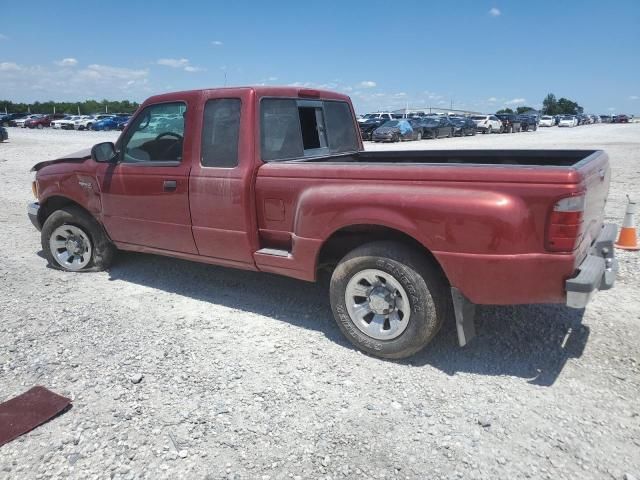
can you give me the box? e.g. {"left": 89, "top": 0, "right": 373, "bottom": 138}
{"left": 301, "top": 149, "right": 598, "bottom": 167}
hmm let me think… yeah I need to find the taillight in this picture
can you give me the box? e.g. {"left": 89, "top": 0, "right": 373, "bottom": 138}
{"left": 546, "top": 195, "right": 585, "bottom": 252}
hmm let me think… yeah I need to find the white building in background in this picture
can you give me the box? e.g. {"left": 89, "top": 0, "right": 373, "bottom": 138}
{"left": 391, "top": 106, "right": 483, "bottom": 117}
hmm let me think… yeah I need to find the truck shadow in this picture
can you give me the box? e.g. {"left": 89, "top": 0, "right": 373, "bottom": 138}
{"left": 105, "top": 251, "right": 588, "bottom": 387}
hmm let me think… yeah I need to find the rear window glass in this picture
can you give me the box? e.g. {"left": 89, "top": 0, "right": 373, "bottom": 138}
{"left": 261, "top": 98, "right": 358, "bottom": 162}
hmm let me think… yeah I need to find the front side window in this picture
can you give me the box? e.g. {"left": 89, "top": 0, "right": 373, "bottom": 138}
{"left": 261, "top": 98, "right": 358, "bottom": 162}
{"left": 201, "top": 98, "right": 241, "bottom": 168}
{"left": 121, "top": 102, "right": 185, "bottom": 163}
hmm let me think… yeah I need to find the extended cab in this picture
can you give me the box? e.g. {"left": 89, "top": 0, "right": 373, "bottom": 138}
{"left": 28, "top": 87, "right": 618, "bottom": 359}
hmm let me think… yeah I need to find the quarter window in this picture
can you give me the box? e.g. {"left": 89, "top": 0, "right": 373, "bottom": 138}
{"left": 121, "top": 102, "right": 185, "bottom": 163}
{"left": 261, "top": 98, "right": 358, "bottom": 162}
{"left": 201, "top": 99, "right": 241, "bottom": 168}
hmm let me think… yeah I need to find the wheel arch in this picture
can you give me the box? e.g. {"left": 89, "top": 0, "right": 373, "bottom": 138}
{"left": 316, "top": 223, "right": 450, "bottom": 285}
{"left": 39, "top": 195, "right": 98, "bottom": 229}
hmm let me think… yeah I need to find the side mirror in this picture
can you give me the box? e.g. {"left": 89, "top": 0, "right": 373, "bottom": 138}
{"left": 91, "top": 142, "right": 117, "bottom": 163}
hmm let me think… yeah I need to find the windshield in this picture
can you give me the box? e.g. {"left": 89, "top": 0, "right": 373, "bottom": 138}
{"left": 363, "top": 114, "right": 378, "bottom": 119}
{"left": 380, "top": 120, "right": 399, "bottom": 127}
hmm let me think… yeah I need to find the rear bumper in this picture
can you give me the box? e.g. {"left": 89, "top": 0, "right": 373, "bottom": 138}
{"left": 28, "top": 202, "right": 42, "bottom": 231}
{"left": 565, "top": 223, "right": 618, "bottom": 308}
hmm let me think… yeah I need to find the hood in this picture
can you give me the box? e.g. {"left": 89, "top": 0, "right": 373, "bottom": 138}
{"left": 374, "top": 127, "right": 399, "bottom": 134}
{"left": 31, "top": 147, "right": 92, "bottom": 172}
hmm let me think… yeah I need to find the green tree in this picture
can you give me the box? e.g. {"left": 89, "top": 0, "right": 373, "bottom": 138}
{"left": 496, "top": 108, "right": 514, "bottom": 114}
{"left": 542, "top": 93, "right": 558, "bottom": 115}
{"left": 557, "top": 97, "right": 583, "bottom": 115}
{"left": 516, "top": 106, "right": 534, "bottom": 114}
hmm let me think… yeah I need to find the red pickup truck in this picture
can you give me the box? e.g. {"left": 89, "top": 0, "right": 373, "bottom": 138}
{"left": 27, "top": 86, "right": 618, "bottom": 359}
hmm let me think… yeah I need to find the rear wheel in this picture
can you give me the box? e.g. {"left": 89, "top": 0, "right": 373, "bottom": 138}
{"left": 41, "top": 206, "right": 115, "bottom": 272}
{"left": 330, "top": 241, "right": 449, "bottom": 359}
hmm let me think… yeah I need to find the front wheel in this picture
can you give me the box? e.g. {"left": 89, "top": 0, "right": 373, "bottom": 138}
{"left": 330, "top": 241, "right": 449, "bottom": 359}
{"left": 41, "top": 206, "right": 115, "bottom": 272}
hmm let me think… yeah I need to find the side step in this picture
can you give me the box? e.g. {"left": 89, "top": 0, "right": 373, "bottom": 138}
{"left": 255, "top": 248, "right": 291, "bottom": 258}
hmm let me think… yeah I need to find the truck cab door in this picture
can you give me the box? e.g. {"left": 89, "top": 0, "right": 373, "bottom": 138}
{"left": 188, "top": 92, "right": 259, "bottom": 267}
{"left": 97, "top": 101, "right": 198, "bottom": 254}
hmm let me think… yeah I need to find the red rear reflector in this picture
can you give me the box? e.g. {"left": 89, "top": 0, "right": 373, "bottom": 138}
{"left": 546, "top": 195, "right": 586, "bottom": 252}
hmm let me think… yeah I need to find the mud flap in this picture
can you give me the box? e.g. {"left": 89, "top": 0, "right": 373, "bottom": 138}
{"left": 451, "top": 287, "right": 476, "bottom": 347}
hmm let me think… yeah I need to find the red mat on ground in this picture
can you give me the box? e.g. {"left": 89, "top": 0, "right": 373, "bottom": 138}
{"left": 0, "top": 386, "right": 71, "bottom": 447}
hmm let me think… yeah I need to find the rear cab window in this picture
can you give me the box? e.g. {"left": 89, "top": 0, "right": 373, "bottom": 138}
{"left": 260, "top": 98, "right": 359, "bottom": 162}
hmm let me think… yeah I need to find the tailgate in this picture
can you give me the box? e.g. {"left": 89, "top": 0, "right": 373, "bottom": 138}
{"left": 577, "top": 151, "right": 611, "bottom": 251}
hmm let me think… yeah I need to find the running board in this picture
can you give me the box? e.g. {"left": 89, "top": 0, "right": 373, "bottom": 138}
{"left": 255, "top": 248, "right": 291, "bottom": 258}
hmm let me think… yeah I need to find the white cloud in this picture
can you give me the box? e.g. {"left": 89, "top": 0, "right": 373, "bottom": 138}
{"left": 505, "top": 97, "right": 526, "bottom": 105}
{"left": 157, "top": 58, "right": 190, "bottom": 68}
{"left": 0, "top": 62, "right": 21, "bottom": 71}
{"left": 55, "top": 58, "right": 78, "bottom": 67}
{"left": 0, "top": 61, "right": 151, "bottom": 101}
{"left": 211, "top": 40, "right": 223, "bottom": 46}
{"left": 629, "top": 95, "right": 639, "bottom": 100}
{"left": 359, "top": 81, "right": 377, "bottom": 88}
{"left": 608, "top": 107, "right": 616, "bottom": 111}
{"left": 487, "top": 97, "right": 497, "bottom": 102}
{"left": 489, "top": 7, "right": 501, "bottom": 16}
{"left": 0, "top": 33, "right": 8, "bottom": 40}
{"left": 157, "top": 58, "right": 203, "bottom": 73}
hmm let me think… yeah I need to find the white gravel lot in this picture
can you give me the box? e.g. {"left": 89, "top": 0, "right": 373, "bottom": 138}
{"left": 0, "top": 125, "right": 639, "bottom": 480}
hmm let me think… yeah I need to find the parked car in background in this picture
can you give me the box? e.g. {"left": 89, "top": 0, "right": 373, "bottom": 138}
{"left": 14, "top": 114, "right": 42, "bottom": 128}
{"left": 1, "top": 113, "right": 28, "bottom": 127}
{"left": 91, "top": 115, "right": 130, "bottom": 131}
{"left": 449, "top": 116, "right": 476, "bottom": 136}
{"left": 25, "top": 115, "right": 52, "bottom": 129}
{"left": 116, "top": 117, "right": 130, "bottom": 131}
{"left": 414, "top": 116, "right": 454, "bottom": 139}
{"left": 359, "top": 117, "right": 387, "bottom": 140}
{"left": 0, "top": 126, "right": 7, "bottom": 142}
{"left": 495, "top": 114, "right": 522, "bottom": 133}
{"left": 599, "top": 115, "right": 612, "bottom": 123}
{"left": 518, "top": 115, "right": 538, "bottom": 132}
{"left": 613, "top": 114, "right": 630, "bottom": 123}
{"left": 471, "top": 115, "right": 502, "bottom": 134}
{"left": 539, "top": 115, "right": 555, "bottom": 127}
{"left": 358, "top": 112, "right": 394, "bottom": 124}
{"left": 73, "top": 115, "right": 102, "bottom": 130}
{"left": 372, "top": 119, "right": 420, "bottom": 142}
{"left": 558, "top": 115, "right": 578, "bottom": 127}
{"left": 52, "top": 116, "right": 80, "bottom": 129}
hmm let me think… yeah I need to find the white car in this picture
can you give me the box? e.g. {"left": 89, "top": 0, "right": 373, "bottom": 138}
{"left": 73, "top": 115, "right": 113, "bottom": 130}
{"left": 15, "top": 114, "right": 42, "bottom": 128}
{"left": 558, "top": 115, "right": 578, "bottom": 127}
{"left": 470, "top": 115, "right": 503, "bottom": 134}
{"left": 51, "top": 116, "right": 79, "bottom": 129}
{"left": 539, "top": 115, "right": 555, "bottom": 127}
{"left": 358, "top": 112, "right": 394, "bottom": 123}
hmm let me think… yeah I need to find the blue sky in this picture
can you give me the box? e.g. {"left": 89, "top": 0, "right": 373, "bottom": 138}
{"left": 1, "top": 0, "right": 639, "bottom": 114}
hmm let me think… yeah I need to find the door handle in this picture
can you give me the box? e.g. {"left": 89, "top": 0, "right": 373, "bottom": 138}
{"left": 163, "top": 180, "right": 177, "bottom": 192}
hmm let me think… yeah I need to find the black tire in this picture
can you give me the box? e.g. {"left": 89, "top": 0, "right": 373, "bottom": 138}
{"left": 507, "top": 125, "right": 513, "bottom": 134}
{"left": 532, "top": 124, "right": 537, "bottom": 131}
{"left": 41, "top": 206, "right": 115, "bottom": 272}
{"left": 447, "top": 128, "right": 452, "bottom": 138}
{"left": 487, "top": 126, "right": 492, "bottom": 134}
{"left": 416, "top": 131, "right": 422, "bottom": 141}
{"left": 434, "top": 129, "right": 440, "bottom": 138}
{"left": 329, "top": 241, "right": 449, "bottom": 359}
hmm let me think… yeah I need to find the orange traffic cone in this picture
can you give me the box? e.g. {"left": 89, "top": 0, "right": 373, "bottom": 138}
{"left": 615, "top": 195, "right": 638, "bottom": 250}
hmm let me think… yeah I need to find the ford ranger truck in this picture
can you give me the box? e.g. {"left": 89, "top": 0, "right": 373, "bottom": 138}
{"left": 27, "top": 87, "right": 618, "bottom": 359}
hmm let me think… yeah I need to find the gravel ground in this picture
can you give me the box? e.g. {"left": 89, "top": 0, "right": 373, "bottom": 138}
{"left": 0, "top": 125, "right": 639, "bottom": 480}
